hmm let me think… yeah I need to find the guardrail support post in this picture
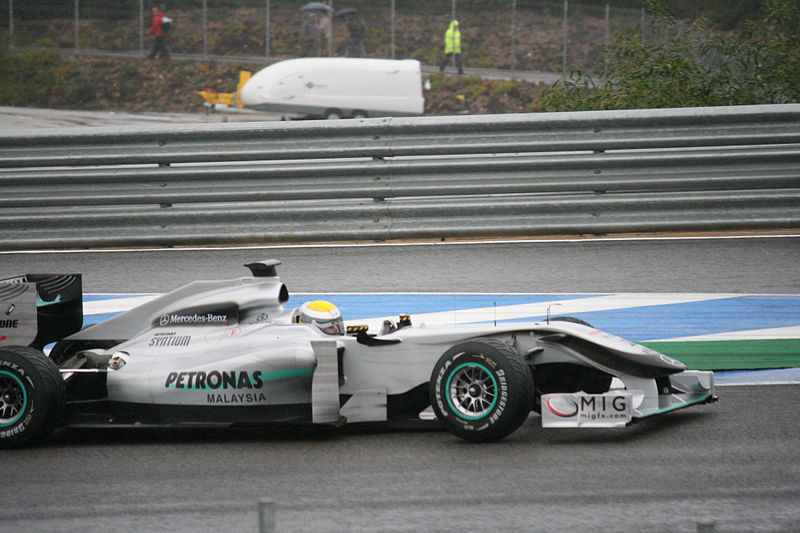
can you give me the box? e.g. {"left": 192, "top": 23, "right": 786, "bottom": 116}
{"left": 74, "top": 0, "right": 80, "bottom": 52}
{"left": 696, "top": 520, "right": 716, "bottom": 533}
{"left": 258, "top": 498, "right": 276, "bottom": 533}
{"left": 9, "top": 0, "right": 14, "bottom": 50}
{"left": 562, "top": 0, "right": 568, "bottom": 80}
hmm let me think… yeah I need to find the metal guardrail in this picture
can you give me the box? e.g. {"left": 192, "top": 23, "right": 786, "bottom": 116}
{"left": 1, "top": 104, "right": 799, "bottom": 250}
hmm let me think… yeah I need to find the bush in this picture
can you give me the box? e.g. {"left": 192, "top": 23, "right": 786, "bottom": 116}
{"left": 0, "top": 48, "right": 65, "bottom": 106}
{"left": 537, "top": 0, "right": 800, "bottom": 111}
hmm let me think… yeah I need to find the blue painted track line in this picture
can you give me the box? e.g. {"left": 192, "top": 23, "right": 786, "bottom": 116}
{"left": 80, "top": 292, "right": 800, "bottom": 386}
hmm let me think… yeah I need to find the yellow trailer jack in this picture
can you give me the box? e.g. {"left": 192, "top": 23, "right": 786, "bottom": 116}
{"left": 196, "top": 70, "right": 252, "bottom": 111}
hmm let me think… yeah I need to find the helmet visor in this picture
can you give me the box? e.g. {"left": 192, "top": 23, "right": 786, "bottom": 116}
{"left": 314, "top": 317, "right": 344, "bottom": 335}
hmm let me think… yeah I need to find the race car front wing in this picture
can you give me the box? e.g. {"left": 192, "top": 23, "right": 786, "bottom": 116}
{"left": 542, "top": 370, "right": 716, "bottom": 428}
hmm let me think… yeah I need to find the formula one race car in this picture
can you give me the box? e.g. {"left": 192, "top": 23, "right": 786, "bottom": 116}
{"left": 0, "top": 260, "right": 716, "bottom": 448}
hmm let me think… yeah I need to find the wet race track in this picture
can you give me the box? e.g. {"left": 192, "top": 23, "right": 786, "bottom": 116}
{"left": 2, "top": 237, "right": 800, "bottom": 532}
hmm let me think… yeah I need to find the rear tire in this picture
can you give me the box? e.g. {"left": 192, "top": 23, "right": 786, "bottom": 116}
{"left": 430, "top": 338, "right": 533, "bottom": 442}
{"left": 0, "top": 346, "right": 65, "bottom": 448}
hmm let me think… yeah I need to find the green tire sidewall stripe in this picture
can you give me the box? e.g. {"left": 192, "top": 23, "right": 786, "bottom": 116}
{"left": 0, "top": 370, "right": 28, "bottom": 428}
{"left": 445, "top": 362, "right": 498, "bottom": 421}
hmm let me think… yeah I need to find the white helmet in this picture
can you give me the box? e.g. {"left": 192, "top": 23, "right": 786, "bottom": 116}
{"left": 295, "top": 300, "right": 344, "bottom": 335}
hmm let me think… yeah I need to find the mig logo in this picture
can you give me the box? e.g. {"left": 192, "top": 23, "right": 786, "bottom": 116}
{"left": 546, "top": 396, "right": 579, "bottom": 418}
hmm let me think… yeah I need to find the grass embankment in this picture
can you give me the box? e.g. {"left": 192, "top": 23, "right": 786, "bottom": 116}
{"left": 0, "top": 48, "right": 547, "bottom": 116}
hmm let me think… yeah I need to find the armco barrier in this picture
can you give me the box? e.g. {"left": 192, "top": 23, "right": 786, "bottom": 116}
{"left": 1, "top": 104, "right": 799, "bottom": 250}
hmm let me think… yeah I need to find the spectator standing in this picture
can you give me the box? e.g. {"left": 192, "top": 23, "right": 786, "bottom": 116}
{"left": 316, "top": 12, "right": 331, "bottom": 56}
{"left": 438, "top": 19, "right": 463, "bottom": 74}
{"left": 343, "top": 11, "right": 367, "bottom": 57}
{"left": 146, "top": 6, "right": 170, "bottom": 60}
{"left": 301, "top": 13, "right": 319, "bottom": 57}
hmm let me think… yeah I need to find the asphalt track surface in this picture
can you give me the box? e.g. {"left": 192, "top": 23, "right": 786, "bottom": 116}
{"left": 2, "top": 237, "right": 800, "bottom": 532}
{"left": 0, "top": 105, "right": 282, "bottom": 130}
{"left": 2, "top": 235, "right": 799, "bottom": 294}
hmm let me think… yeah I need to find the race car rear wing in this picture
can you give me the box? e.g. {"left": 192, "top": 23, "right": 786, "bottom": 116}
{"left": 0, "top": 274, "right": 83, "bottom": 350}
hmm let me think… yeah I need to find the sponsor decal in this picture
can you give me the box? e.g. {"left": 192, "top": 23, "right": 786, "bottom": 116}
{"left": 154, "top": 304, "right": 238, "bottom": 328}
{"left": 487, "top": 369, "right": 507, "bottom": 425}
{"left": 434, "top": 359, "right": 451, "bottom": 418}
{"left": 225, "top": 327, "right": 242, "bottom": 338}
{"left": 163, "top": 368, "right": 313, "bottom": 404}
{"left": 158, "top": 312, "right": 230, "bottom": 327}
{"left": 5, "top": 303, "right": 15, "bottom": 315}
{"left": 0, "top": 360, "right": 27, "bottom": 376}
{"left": 544, "top": 393, "right": 631, "bottom": 424}
{"left": 149, "top": 332, "right": 191, "bottom": 347}
{"left": 659, "top": 353, "right": 684, "bottom": 367}
{"left": 207, "top": 393, "right": 267, "bottom": 404}
{"left": 546, "top": 396, "right": 578, "bottom": 418}
{"left": 474, "top": 353, "right": 497, "bottom": 369}
{"left": 165, "top": 370, "right": 265, "bottom": 390}
{"left": 0, "top": 410, "right": 34, "bottom": 438}
{"left": 579, "top": 395, "right": 629, "bottom": 421}
{"left": 0, "top": 319, "right": 19, "bottom": 329}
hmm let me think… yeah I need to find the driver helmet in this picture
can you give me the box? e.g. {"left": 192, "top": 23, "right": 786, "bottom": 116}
{"left": 295, "top": 300, "right": 344, "bottom": 335}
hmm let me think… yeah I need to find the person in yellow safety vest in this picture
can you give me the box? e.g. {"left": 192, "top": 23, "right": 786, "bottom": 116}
{"left": 438, "top": 19, "right": 464, "bottom": 75}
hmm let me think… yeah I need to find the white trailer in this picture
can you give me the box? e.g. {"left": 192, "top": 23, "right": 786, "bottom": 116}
{"left": 239, "top": 57, "right": 425, "bottom": 119}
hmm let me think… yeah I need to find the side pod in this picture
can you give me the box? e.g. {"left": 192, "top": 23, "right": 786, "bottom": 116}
{"left": 311, "top": 340, "right": 387, "bottom": 425}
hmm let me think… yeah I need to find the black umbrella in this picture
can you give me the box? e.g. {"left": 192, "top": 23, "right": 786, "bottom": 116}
{"left": 300, "top": 2, "right": 331, "bottom": 13}
{"left": 335, "top": 7, "right": 358, "bottom": 17}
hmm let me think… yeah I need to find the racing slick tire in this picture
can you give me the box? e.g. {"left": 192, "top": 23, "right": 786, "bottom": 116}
{"left": 430, "top": 338, "right": 534, "bottom": 442}
{"left": 0, "top": 346, "right": 65, "bottom": 448}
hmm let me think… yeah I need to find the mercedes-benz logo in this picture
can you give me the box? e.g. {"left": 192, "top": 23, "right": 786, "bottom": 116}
{"left": 159, "top": 314, "right": 170, "bottom": 327}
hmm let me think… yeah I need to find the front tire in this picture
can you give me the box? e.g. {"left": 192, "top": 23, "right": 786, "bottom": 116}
{"left": 0, "top": 346, "right": 65, "bottom": 448}
{"left": 429, "top": 338, "right": 533, "bottom": 442}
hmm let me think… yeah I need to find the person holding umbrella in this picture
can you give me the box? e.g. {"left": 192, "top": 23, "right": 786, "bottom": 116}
{"left": 299, "top": 1, "right": 330, "bottom": 13}
{"left": 316, "top": 12, "right": 331, "bottom": 55}
{"left": 299, "top": 2, "right": 331, "bottom": 56}
{"left": 338, "top": 8, "right": 366, "bottom": 58}
{"left": 300, "top": 13, "right": 319, "bottom": 57}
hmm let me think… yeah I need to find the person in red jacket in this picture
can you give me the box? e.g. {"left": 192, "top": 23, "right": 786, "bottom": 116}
{"left": 147, "top": 6, "right": 170, "bottom": 60}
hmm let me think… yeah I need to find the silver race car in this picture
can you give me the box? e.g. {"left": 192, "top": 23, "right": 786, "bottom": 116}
{"left": 0, "top": 260, "right": 716, "bottom": 448}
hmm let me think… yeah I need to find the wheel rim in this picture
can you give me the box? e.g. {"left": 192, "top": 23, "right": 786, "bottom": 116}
{"left": 445, "top": 362, "right": 498, "bottom": 420}
{"left": 0, "top": 370, "right": 27, "bottom": 427}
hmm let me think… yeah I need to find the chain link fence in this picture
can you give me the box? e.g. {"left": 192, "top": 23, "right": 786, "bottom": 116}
{"left": 1, "top": 0, "right": 645, "bottom": 77}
